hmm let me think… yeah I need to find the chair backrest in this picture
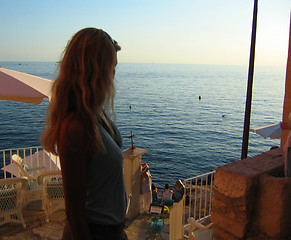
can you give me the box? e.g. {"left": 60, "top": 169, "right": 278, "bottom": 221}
{"left": 0, "top": 178, "right": 27, "bottom": 211}
{"left": 11, "top": 154, "right": 31, "bottom": 179}
{"left": 37, "top": 171, "right": 62, "bottom": 185}
{"left": 37, "top": 171, "right": 64, "bottom": 199}
{"left": 36, "top": 171, "right": 64, "bottom": 222}
{"left": 0, "top": 178, "right": 28, "bottom": 228}
{"left": 0, "top": 177, "right": 28, "bottom": 190}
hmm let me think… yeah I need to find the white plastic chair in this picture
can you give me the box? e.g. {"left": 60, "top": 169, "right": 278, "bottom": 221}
{"left": 11, "top": 154, "right": 46, "bottom": 207}
{"left": 186, "top": 217, "right": 214, "bottom": 240}
{"left": 0, "top": 177, "right": 27, "bottom": 228}
{"left": 37, "top": 171, "right": 65, "bottom": 222}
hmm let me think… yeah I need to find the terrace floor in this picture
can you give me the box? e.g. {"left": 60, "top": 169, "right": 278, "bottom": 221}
{"left": 0, "top": 201, "right": 170, "bottom": 240}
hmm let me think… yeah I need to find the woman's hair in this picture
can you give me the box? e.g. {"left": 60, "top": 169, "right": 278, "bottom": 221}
{"left": 41, "top": 28, "right": 121, "bottom": 155}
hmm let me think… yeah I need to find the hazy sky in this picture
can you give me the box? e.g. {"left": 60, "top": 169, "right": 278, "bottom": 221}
{"left": 1, "top": 0, "right": 290, "bottom": 66}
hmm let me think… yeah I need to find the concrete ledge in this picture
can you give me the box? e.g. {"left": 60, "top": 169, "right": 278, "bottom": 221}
{"left": 211, "top": 148, "right": 291, "bottom": 240}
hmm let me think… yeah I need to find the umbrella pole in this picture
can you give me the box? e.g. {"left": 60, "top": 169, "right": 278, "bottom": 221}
{"left": 241, "top": 0, "right": 258, "bottom": 159}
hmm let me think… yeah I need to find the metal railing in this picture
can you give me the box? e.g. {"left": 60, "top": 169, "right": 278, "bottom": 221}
{"left": 183, "top": 171, "right": 215, "bottom": 226}
{"left": 0, "top": 146, "right": 60, "bottom": 179}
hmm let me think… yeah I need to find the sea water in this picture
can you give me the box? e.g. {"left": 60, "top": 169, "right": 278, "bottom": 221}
{"left": 0, "top": 62, "right": 286, "bottom": 188}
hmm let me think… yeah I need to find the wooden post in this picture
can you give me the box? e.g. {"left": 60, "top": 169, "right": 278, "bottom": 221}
{"left": 123, "top": 147, "right": 147, "bottom": 220}
{"left": 241, "top": 0, "right": 258, "bottom": 159}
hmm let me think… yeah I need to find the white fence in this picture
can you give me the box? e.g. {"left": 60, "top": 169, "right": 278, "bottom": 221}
{"left": 0, "top": 146, "right": 60, "bottom": 179}
{"left": 170, "top": 171, "right": 215, "bottom": 240}
{"left": 183, "top": 171, "right": 215, "bottom": 226}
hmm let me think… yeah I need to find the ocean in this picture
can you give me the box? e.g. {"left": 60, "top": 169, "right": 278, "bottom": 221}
{"left": 0, "top": 62, "right": 286, "bottom": 189}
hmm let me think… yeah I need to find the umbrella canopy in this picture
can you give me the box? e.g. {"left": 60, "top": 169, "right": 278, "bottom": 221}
{"left": 0, "top": 66, "right": 52, "bottom": 104}
{"left": 250, "top": 122, "right": 282, "bottom": 139}
{"left": 1, "top": 150, "right": 60, "bottom": 177}
{"left": 23, "top": 150, "right": 60, "bottom": 170}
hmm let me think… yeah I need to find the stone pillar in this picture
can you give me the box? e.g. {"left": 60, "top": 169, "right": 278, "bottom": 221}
{"left": 169, "top": 197, "right": 184, "bottom": 240}
{"left": 211, "top": 148, "right": 291, "bottom": 240}
{"left": 123, "top": 147, "right": 147, "bottom": 220}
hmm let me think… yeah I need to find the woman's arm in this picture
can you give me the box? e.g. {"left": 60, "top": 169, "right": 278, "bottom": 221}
{"left": 281, "top": 121, "right": 291, "bottom": 130}
{"left": 58, "top": 117, "right": 92, "bottom": 240}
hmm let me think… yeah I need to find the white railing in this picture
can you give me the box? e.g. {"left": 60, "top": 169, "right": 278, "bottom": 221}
{"left": 183, "top": 171, "right": 215, "bottom": 226}
{"left": 0, "top": 146, "right": 60, "bottom": 179}
{"left": 169, "top": 171, "right": 215, "bottom": 240}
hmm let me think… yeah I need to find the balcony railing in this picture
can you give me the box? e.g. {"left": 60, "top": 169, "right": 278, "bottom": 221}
{"left": 0, "top": 146, "right": 60, "bottom": 179}
{"left": 183, "top": 171, "right": 215, "bottom": 229}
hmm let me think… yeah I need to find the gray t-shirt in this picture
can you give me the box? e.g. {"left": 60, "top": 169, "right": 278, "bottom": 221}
{"left": 85, "top": 123, "right": 127, "bottom": 225}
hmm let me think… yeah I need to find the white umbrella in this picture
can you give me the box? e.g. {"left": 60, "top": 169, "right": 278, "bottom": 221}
{"left": 23, "top": 150, "right": 60, "bottom": 171}
{"left": 250, "top": 122, "right": 282, "bottom": 139}
{"left": 0, "top": 66, "right": 52, "bottom": 104}
{"left": 1, "top": 150, "right": 60, "bottom": 177}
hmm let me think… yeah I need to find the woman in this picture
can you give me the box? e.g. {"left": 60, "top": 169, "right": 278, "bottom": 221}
{"left": 162, "top": 184, "right": 173, "bottom": 200}
{"left": 41, "top": 28, "right": 127, "bottom": 240}
{"left": 162, "top": 184, "right": 174, "bottom": 206}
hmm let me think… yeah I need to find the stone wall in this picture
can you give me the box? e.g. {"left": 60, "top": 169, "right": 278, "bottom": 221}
{"left": 211, "top": 147, "right": 291, "bottom": 240}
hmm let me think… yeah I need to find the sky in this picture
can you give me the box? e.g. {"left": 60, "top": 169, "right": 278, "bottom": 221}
{"left": 0, "top": 0, "right": 290, "bottom": 66}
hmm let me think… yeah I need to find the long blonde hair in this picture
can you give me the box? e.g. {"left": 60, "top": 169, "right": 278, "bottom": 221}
{"left": 41, "top": 28, "right": 121, "bottom": 155}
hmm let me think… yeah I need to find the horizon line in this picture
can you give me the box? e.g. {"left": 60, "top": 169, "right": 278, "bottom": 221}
{"left": 0, "top": 61, "right": 287, "bottom": 68}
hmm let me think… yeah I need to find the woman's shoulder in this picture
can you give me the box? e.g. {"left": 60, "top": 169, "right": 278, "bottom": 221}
{"left": 58, "top": 113, "right": 89, "bottom": 153}
{"left": 60, "top": 114, "right": 86, "bottom": 139}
